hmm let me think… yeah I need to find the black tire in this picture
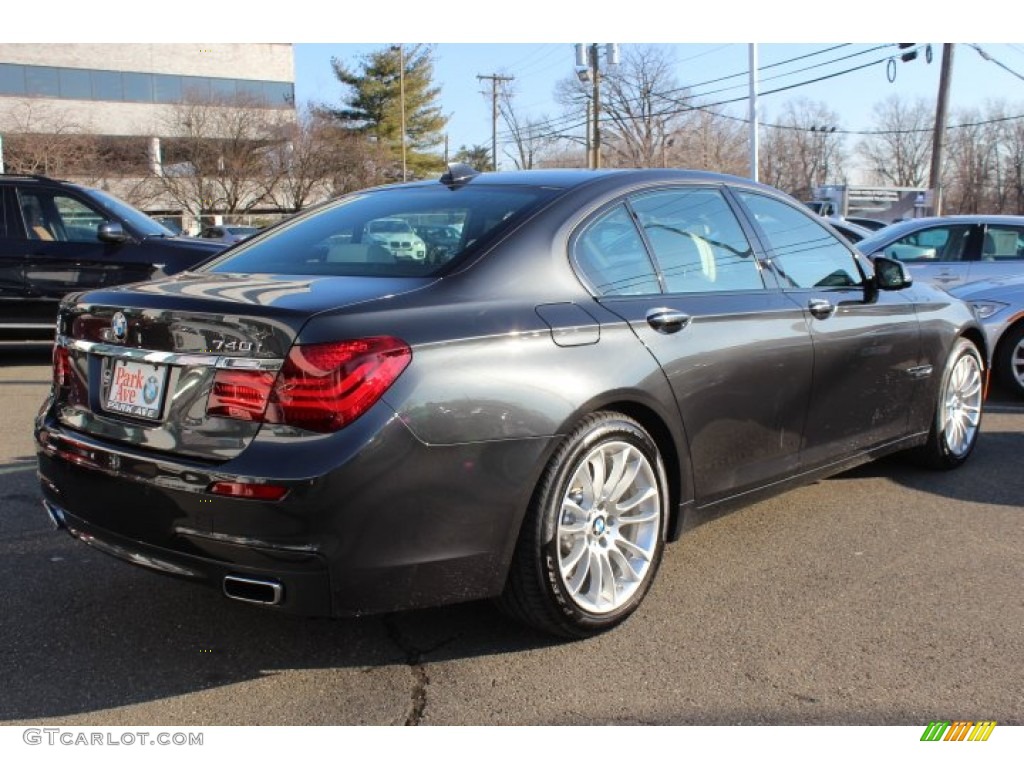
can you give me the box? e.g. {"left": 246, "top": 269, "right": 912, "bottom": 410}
{"left": 995, "top": 323, "right": 1024, "bottom": 399}
{"left": 499, "top": 412, "right": 669, "bottom": 638}
{"left": 915, "top": 338, "right": 984, "bottom": 469}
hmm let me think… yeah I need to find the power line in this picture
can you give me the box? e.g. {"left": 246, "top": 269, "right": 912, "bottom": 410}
{"left": 478, "top": 44, "right": 861, "bottom": 145}
{"left": 969, "top": 43, "right": 1024, "bottom": 83}
{"left": 487, "top": 43, "right": 1023, "bottom": 148}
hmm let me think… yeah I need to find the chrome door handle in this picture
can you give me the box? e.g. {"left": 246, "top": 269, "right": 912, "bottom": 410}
{"left": 808, "top": 298, "right": 836, "bottom": 320}
{"left": 646, "top": 308, "right": 691, "bottom": 334}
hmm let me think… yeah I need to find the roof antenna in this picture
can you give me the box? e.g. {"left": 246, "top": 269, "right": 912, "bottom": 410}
{"left": 440, "top": 163, "right": 480, "bottom": 188}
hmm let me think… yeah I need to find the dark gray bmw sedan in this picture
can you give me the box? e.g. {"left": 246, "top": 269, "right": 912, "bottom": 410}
{"left": 36, "top": 167, "right": 987, "bottom": 637}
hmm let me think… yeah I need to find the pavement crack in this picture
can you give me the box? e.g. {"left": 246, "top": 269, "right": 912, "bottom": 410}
{"left": 384, "top": 617, "right": 453, "bottom": 726}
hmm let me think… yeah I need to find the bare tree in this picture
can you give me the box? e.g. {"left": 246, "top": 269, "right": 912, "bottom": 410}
{"left": 669, "top": 109, "right": 748, "bottom": 174}
{"left": 0, "top": 100, "right": 101, "bottom": 177}
{"left": 497, "top": 85, "right": 557, "bottom": 170}
{"left": 267, "top": 107, "right": 379, "bottom": 212}
{"left": 857, "top": 95, "right": 933, "bottom": 187}
{"left": 555, "top": 45, "right": 686, "bottom": 168}
{"left": 155, "top": 95, "right": 290, "bottom": 220}
{"left": 758, "top": 99, "right": 845, "bottom": 200}
{"left": 599, "top": 46, "right": 686, "bottom": 168}
{"left": 944, "top": 106, "right": 1002, "bottom": 213}
{"left": 999, "top": 107, "right": 1024, "bottom": 214}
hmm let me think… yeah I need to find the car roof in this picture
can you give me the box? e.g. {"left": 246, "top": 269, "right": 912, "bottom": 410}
{"left": 386, "top": 167, "right": 781, "bottom": 194}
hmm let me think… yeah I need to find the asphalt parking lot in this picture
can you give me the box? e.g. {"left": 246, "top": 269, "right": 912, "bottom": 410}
{"left": 1, "top": 346, "right": 1022, "bottom": 726}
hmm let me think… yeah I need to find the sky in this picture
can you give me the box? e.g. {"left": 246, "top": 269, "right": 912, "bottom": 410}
{"left": 294, "top": 41, "right": 1024, "bottom": 176}
{"left": 9, "top": 0, "right": 1024, "bottom": 181}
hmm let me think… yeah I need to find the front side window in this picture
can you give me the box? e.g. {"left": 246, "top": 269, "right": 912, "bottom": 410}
{"left": 875, "top": 224, "right": 972, "bottom": 263}
{"left": 630, "top": 188, "right": 763, "bottom": 293}
{"left": 573, "top": 205, "right": 660, "bottom": 296}
{"left": 18, "top": 191, "right": 105, "bottom": 243}
{"left": 738, "top": 192, "right": 862, "bottom": 289}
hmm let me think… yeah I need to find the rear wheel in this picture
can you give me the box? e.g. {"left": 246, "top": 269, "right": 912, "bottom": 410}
{"left": 499, "top": 412, "right": 669, "bottom": 638}
{"left": 916, "top": 338, "right": 984, "bottom": 469}
{"left": 996, "top": 324, "right": 1024, "bottom": 399}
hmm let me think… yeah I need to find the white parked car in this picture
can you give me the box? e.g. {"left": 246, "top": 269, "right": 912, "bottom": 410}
{"left": 365, "top": 218, "right": 427, "bottom": 261}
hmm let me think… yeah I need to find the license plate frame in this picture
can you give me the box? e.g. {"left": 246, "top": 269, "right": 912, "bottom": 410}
{"left": 103, "top": 359, "right": 169, "bottom": 421}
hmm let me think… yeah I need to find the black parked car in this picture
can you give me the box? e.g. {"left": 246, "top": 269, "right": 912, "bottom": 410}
{"left": 36, "top": 167, "right": 986, "bottom": 638}
{"left": 0, "top": 174, "right": 225, "bottom": 341}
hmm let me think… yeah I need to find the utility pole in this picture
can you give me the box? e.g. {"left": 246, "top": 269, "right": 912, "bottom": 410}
{"left": 575, "top": 44, "right": 618, "bottom": 170}
{"left": 585, "top": 99, "right": 592, "bottom": 166}
{"left": 929, "top": 43, "right": 954, "bottom": 216}
{"left": 478, "top": 73, "right": 514, "bottom": 171}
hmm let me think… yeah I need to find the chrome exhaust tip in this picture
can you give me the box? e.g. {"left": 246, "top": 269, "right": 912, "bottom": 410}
{"left": 223, "top": 575, "right": 284, "bottom": 606}
{"left": 43, "top": 500, "right": 67, "bottom": 530}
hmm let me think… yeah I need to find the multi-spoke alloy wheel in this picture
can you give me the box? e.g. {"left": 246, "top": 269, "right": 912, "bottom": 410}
{"left": 941, "top": 350, "right": 983, "bottom": 458}
{"left": 500, "top": 412, "right": 669, "bottom": 638}
{"left": 918, "top": 338, "right": 984, "bottom": 469}
{"left": 557, "top": 441, "right": 660, "bottom": 614}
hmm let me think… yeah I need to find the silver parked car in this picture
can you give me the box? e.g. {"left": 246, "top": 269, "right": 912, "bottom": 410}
{"left": 857, "top": 215, "right": 1024, "bottom": 288}
{"left": 951, "top": 274, "right": 1024, "bottom": 397}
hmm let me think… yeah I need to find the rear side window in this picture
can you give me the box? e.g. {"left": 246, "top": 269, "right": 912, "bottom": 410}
{"left": 738, "top": 192, "right": 863, "bottom": 289}
{"left": 981, "top": 226, "right": 1024, "bottom": 260}
{"left": 630, "top": 188, "right": 763, "bottom": 293}
{"left": 573, "top": 205, "right": 660, "bottom": 296}
{"left": 205, "top": 186, "right": 557, "bottom": 278}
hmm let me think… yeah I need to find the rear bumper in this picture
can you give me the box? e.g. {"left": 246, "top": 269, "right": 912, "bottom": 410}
{"left": 35, "top": 411, "right": 553, "bottom": 618}
{"left": 43, "top": 498, "right": 331, "bottom": 614}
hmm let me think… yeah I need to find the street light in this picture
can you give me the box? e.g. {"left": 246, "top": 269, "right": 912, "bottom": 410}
{"left": 575, "top": 43, "right": 618, "bottom": 169}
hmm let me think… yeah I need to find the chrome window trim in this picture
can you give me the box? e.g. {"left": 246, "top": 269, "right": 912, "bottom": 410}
{"left": 60, "top": 337, "right": 284, "bottom": 371}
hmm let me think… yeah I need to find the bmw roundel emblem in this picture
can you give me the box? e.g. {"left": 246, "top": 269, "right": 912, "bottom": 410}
{"left": 142, "top": 375, "right": 159, "bottom": 404}
{"left": 111, "top": 312, "right": 128, "bottom": 342}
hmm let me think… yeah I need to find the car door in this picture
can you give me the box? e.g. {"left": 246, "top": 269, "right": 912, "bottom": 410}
{"left": 0, "top": 186, "right": 28, "bottom": 304}
{"left": 734, "top": 191, "right": 922, "bottom": 469}
{"left": 16, "top": 187, "right": 134, "bottom": 300}
{"left": 964, "top": 222, "right": 1024, "bottom": 283}
{"left": 573, "top": 188, "right": 814, "bottom": 504}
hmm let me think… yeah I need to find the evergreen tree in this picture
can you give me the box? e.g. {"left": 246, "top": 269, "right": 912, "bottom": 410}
{"left": 326, "top": 44, "right": 447, "bottom": 178}
{"left": 452, "top": 144, "right": 491, "bottom": 170}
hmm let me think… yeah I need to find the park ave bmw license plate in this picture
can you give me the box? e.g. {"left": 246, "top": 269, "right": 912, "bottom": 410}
{"left": 104, "top": 359, "right": 169, "bottom": 420}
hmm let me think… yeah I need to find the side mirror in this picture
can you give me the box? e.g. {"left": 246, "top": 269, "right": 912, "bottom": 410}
{"left": 874, "top": 255, "right": 913, "bottom": 290}
{"left": 98, "top": 221, "right": 128, "bottom": 243}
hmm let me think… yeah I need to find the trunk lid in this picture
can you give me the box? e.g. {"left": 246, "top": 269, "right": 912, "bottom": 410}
{"left": 51, "top": 272, "right": 432, "bottom": 461}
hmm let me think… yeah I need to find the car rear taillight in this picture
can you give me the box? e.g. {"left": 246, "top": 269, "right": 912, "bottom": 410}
{"left": 53, "top": 344, "right": 71, "bottom": 388}
{"left": 267, "top": 337, "right": 412, "bottom": 432}
{"left": 206, "top": 337, "right": 411, "bottom": 433}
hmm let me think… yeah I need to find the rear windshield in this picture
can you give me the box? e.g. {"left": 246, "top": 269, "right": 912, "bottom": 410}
{"left": 202, "top": 185, "right": 559, "bottom": 277}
